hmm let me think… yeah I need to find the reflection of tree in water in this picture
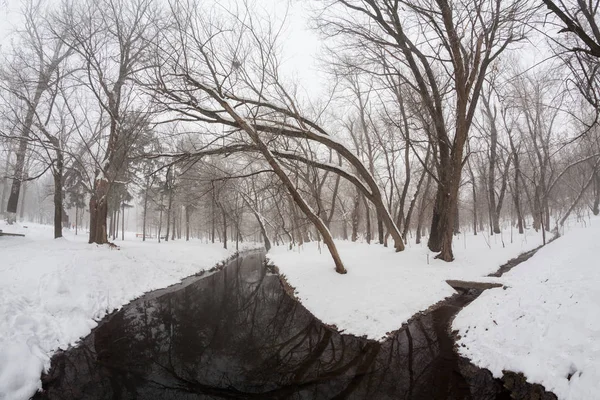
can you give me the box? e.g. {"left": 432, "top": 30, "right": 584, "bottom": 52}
{"left": 37, "top": 253, "right": 511, "bottom": 400}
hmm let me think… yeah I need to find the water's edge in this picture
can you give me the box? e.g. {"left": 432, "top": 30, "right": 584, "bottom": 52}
{"left": 270, "top": 247, "right": 559, "bottom": 400}
{"left": 35, "top": 246, "right": 559, "bottom": 399}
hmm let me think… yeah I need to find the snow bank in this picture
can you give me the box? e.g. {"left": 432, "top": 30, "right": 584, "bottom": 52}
{"left": 268, "top": 228, "right": 544, "bottom": 341}
{"left": 0, "top": 222, "right": 257, "bottom": 400}
{"left": 453, "top": 218, "right": 600, "bottom": 400}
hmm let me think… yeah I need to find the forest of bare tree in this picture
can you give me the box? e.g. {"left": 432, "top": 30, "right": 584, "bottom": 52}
{"left": 1, "top": 0, "right": 599, "bottom": 273}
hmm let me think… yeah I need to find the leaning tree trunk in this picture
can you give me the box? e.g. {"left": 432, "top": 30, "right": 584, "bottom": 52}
{"left": 402, "top": 165, "right": 428, "bottom": 240}
{"left": 6, "top": 79, "right": 46, "bottom": 224}
{"left": 253, "top": 208, "right": 271, "bottom": 251}
{"left": 242, "top": 195, "right": 271, "bottom": 251}
{"left": 560, "top": 159, "right": 600, "bottom": 226}
{"left": 212, "top": 92, "right": 347, "bottom": 273}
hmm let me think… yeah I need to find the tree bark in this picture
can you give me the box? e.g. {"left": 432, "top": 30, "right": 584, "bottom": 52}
{"left": 88, "top": 176, "right": 109, "bottom": 244}
{"left": 53, "top": 154, "right": 64, "bottom": 239}
{"left": 185, "top": 205, "right": 191, "bottom": 241}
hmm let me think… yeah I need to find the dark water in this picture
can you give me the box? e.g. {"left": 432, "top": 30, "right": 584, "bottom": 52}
{"left": 35, "top": 252, "right": 520, "bottom": 400}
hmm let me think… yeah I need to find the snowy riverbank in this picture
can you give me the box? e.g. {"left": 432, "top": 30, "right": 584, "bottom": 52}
{"left": 453, "top": 217, "right": 600, "bottom": 400}
{"left": 0, "top": 222, "right": 256, "bottom": 400}
{"left": 268, "top": 228, "right": 545, "bottom": 341}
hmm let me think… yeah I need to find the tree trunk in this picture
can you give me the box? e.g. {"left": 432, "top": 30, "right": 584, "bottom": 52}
{"left": 88, "top": 176, "right": 109, "bottom": 244}
{"left": 416, "top": 173, "right": 432, "bottom": 245}
{"left": 486, "top": 100, "right": 501, "bottom": 235}
{"left": 171, "top": 208, "right": 176, "bottom": 241}
{"left": 453, "top": 199, "right": 460, "bottom": 234}
{"left": 428, "top": 160, "right": 460, "bottom": 261}
{"left": 114, "top": 207, "right": 119, "bottom": 241}
{"left": 216, "top": 93, "right": 347, "bottom": 273}
{"left": 211, "top": 192, "right": 216, "bottom": 243}
{"left": 165, "top": 189, "right": 173, "bottom": 242}
{"left": 6, "top": 79, "right": 46, "bottom": 224}
{"left": 510, "top": 138, "right": 524, "bottom": 233}
{"left": 142, "top": 178, "right": 149, "bottom": 241}
{"left": 121, "top": 201, "right": 125, "bottom": 241}
{"left": 18, "top": 180, "right": 27, "bottom": 221}
{"left": 351, "top": 192, "right": 360, "bottom": 242}
{"left": 222, "top": 210, "right": 227, "bottom": 249}
{"left": 593, "top": 170, "right": 600, "bottom": 216}
{"left": 185, "top": 205, "right": 191, "bottom": 241}
{"left": 468, "top": 164, "right": 478, "bottom": 235}
{"left": 157, "top": 192, "right": 164, "bottom": 243}
{"left": 0, "top": 149, "right": 11, "bottom": 215}
{"left": 363, "top": 195, "right": 371, "bottom": 244}
{"left": 533, "top": 186, "right": 542, "bottom": 231}
{"left": 402, "top": 166, "right": 428, "bottom": 240}
{"left": 52, "top": 156, "right": 63, "bottom": 239}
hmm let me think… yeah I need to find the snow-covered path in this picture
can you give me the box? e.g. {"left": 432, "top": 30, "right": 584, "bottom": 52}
{"left": 0, "top": 222, "right": 255, "bottom": 400}
{"left": 268, "top": 228, "right": 545, "bottom": 341}
{"left": 453, "top": 217, "right": 600, "bottom": 400}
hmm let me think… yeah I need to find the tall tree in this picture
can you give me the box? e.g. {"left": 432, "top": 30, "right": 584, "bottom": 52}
{"left": 1, "top": 0, "right": 72, "bottom": 223}
{"left": 319, "top": 0, "right": 534, "bottom": 260}
{"left": 56, "top": 0, "right": 158, "bottom": 243}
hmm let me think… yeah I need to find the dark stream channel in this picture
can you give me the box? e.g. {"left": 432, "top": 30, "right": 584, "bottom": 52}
{"left": 35, "top": 251, "right": 555, "bottom": 400}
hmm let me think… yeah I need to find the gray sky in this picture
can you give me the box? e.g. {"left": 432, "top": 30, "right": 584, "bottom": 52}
{"left": 0, "top": 0, "right": 554, "bottom": 100}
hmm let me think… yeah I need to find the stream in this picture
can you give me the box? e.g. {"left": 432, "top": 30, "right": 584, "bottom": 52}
{"left": 34, "top": 251, "right": 557, "bottom": 399}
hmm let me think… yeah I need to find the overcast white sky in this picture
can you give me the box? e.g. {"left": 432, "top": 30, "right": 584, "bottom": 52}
{"left": 0, "top": 0, "right": 329, "bottom": 96}
{"left": 0, "top": 0, "right": 556, "bottom": 100}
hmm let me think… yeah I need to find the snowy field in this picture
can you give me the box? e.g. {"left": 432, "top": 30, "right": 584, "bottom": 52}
{"left": 0, "top": 222, "right": 256, "bottom": 400}
{"left": 268, "top": 228, "right": 546, "bottom": 341}
{"left": 453, "top": 217, "right": 600, "bottom": 400}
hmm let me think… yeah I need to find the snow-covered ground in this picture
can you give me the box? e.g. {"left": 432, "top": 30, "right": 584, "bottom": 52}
{"left": 268, "top": 228, "right": 545, "bottom": 341}
{"left": 0, "top": 221, "right": 257, "bottom": 400}
{"left": 453, "top": 217, "right": 600, "bottom": 400}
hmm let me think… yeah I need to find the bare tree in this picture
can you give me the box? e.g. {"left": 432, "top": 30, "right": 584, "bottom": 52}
{"left": 55, "top": 0, "right": 159, "bottom": 244}
{"left": 318, "top": 0, "right": 534, "bottom": 260}
{"left": 0, "top": 0, "right": 72, "bottom": 224}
